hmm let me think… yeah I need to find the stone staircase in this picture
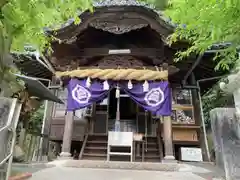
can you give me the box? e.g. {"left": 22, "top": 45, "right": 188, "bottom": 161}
{"left": 143, "top": 136, "right": 162, "bottom": 162}
{"left": 81, "top": 134, "right": 108, "bottom": 160}
{"left": 81, "top": 134, "right": 163, "bottom": 162}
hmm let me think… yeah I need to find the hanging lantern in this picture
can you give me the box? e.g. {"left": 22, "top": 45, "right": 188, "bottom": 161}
{"left": 127, "top": 80, "right": 133, "bottom": 89}
{"left": 143, "top": 80, "right": 149, "bottom": 92}
{"left": 103, "top": 80, "right": 109, "bottom": 90}
{"left": 115, "top": 86, "right": 120, "bottom": 98}
{"left": 86, "top": 77, "right": 91, "bottom": 88}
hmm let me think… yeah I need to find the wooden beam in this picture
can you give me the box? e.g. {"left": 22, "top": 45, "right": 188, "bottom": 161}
{"left": 0, "top": 0, "right": 8, "bottom": 8}
{"left": 57, "top": 48, "right": 165, "bottom": 58}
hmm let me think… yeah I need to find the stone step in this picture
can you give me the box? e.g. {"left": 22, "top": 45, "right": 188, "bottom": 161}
{"left": 87, "top": 141, "right": 107, "bottom": 144}
{"left": 85, "top": 146, "right": 107, "bottom": 150}
{"left": 144, "top": 154, "right": 160, "bottom": 158}
{"left": 84, "top": 148, "right": 107, "bottom": 154}
{"left": 88, "top": 135, "right": 108, "bottom": 141}
{"left": 144, "top": 158, "right": 161, "bottom": 162}
{"left": 82, "top": 156, "right": 107, "bottom": 161}
{"left": 145, "top": 148, "right": 159, "bottom": 152}
{"left": 82, "top": 153, "right": 107, "bottom": 161}
{"left": 83, "top": 153, "right": 107, "bottom": 157}
{"left": 63, "top": 160, "right": 179, "bottom": 171}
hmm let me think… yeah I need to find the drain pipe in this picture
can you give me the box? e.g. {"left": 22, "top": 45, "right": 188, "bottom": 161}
{"left": 196, "top": 76, "right": 227, "bottom": 162}
{"left": 183, "top": 48, "right": 227, "bottom": 85}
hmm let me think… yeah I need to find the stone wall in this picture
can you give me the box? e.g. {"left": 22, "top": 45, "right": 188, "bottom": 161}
{"left": 210, "top": 108, "right": 240, "bottom": 180}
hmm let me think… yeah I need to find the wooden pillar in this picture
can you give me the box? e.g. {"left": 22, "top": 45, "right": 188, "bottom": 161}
{"left": 60, "top": 111, "right": 74, "bottom": 158}
{"left": 163, "top": 116, "right": 175, "bottom": 161}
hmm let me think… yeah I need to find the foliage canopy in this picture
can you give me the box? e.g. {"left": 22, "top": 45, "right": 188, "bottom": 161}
{"left": 0, "top": 0, "right": 239, "bottom": 93}
{"left": 1, "top": 0, "right": 239, "bottom": 71}
{"left": 0, "top": 0, "right": 93, "bottom": 52}
{"left": 165, "top": 0, "right": 240, "bottom": 70}
{"left": 0, "top": 0, "right": 93, "bottom": 94}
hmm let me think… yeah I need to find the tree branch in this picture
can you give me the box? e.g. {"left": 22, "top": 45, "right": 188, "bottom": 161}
{"left": 0, "top": 0, "right": 9, "bottom": 9}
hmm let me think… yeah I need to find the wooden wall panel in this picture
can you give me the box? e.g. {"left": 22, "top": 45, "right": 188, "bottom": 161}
{"left": 172, "top": 129, "right": 198, "bottom": 142}
{"left": 93, "top": 112, "right": 108, "bottom": 134}
{"left": 49, "top": 119, "right": 86, "bottom": 141}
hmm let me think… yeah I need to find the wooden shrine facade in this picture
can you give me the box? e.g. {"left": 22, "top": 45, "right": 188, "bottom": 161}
{"left": 45, "top": 0, "right": 208, "bottom": 161}
{"left": 14, "top": 0, "right": 226, "bottom": 162}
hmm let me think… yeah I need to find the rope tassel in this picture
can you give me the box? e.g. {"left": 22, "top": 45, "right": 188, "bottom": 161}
{"left": 143, "top": 80, "right": 149, "bottom": 92}
{"left": 115, "top": 86, "right": 120, "bottom": 98}
{"left": 103, "top": 80, "right": 109, "bottom": 90}
{"left": 127, "top": 80, "right": 133, "bottom": 89}
{"left": 86, "top": 77, "right": 91, "bottom": 88}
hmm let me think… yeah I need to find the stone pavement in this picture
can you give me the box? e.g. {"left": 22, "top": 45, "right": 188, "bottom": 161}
{"left": 29, "top": 167, "right": 209, "bottom": 180}
{"left": 11, "top": 160, "right": 224, "bottom": 180}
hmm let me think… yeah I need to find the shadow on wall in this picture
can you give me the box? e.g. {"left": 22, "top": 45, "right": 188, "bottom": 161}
{"left": 210, "top": 108, "right": 240, "bottom": 180}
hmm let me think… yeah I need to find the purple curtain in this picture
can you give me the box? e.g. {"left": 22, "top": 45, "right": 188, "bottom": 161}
{"left": 120, "top": 81, "right": 172, "bottom": 116}
{"left": 67, "top": 78, "right": 171, "bottom": 116}
{"left": 67, "top": 79, "right": 111, "bottom": 111}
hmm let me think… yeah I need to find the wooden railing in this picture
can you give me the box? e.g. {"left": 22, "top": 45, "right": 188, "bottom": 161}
{"left": 157, "top": 135, "right": 164, "bottom": 160}
{"left": 78, "top": 119, "right": 90, "bottom": 159}
{"left": 79, "top": 132, "right": 89, "bottom": 159}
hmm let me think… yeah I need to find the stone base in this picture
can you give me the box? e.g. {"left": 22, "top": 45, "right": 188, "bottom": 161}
{"left": 162, "top": 156, "right": 177, "bottom": 163}
{"left": 59, "top": 152, "right": 72, "bottom": 160}
{"left": 63, "top": 160, "right": 180, "bottom": 171}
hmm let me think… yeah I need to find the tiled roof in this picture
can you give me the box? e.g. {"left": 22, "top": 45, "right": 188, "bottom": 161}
{"left": 45, "top": 0, "right": 166, "bottom": 32}
{"left": 93, "top": 0, "right": 156, "bottom": 10}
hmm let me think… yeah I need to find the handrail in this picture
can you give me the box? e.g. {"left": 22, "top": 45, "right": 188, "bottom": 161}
{"left": 0, "top": 127, "right": 12, "bottom": 166}
{"left": 79, "top": 118, "right": 90, "bottom": 159}
{"left": 0, "top": 99, "right": 22, "bottom": 180}
{"left": 157, "top": 135, "right": 164, "bottom": 161}
{"left": 0, "top": 154, "right": 12, "bottom": 166}
{"left": 79, "top": 133, "right": 88, "bottom": 159}
{"left": 157, "top": 121, "right": 164, "bottom": 161}
{"left": 0, "top": 124, "right": 11, "bottom": 133}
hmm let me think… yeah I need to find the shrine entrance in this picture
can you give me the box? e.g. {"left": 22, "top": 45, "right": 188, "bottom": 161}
{"left": 92, "top": 88, "right": 157, "bottom": 136}
{"left": 108, "top": 89, "right": 137, "bottom": 133}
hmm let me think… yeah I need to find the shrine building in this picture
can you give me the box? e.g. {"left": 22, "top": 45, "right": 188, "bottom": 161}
{"left": 14, "top": 0, "right": 228, "bottom": 162}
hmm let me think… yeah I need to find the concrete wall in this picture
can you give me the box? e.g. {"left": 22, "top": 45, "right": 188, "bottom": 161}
{"left": 210, "top": 108, "right": 240, "bottom": 180}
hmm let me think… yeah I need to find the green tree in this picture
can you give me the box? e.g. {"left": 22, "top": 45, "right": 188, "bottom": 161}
{"left": 28, "top": 105, "right": 44, "bottom": 134}
{"left": 164, "top": 0, "right": 240, "bottom": 70}
{"left": 1, "top": 0, "right": 237, "bottom": 84}
{"left": 0, "top": 0, "right": 93, "bottom": 94}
